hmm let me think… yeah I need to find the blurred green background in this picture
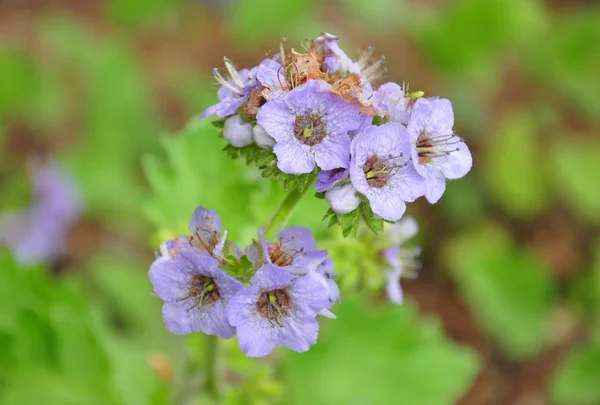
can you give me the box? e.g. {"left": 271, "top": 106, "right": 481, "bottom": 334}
{"left": 1, "top": 0, "right": 599, "bottom": 404}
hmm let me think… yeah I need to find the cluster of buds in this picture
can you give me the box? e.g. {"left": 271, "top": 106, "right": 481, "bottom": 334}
{"left": 202, "top": 33, "right": 472, "bottom": 234}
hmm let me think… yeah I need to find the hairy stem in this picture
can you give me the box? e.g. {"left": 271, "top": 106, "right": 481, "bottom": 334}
{"left": 264, "top": 174, "right": 317, "bottom": 240}
{"left": 203, "top": 334, "right": 220, "bottom": 403}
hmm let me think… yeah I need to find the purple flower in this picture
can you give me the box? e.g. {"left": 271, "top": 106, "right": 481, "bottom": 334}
{"left": 200, "top": 59, "right": 259, "bottom": 119}
{"left": 188, "top": 206, "right": 228, "bottom": 258}
{"left": 226, "top": 264, "right": 329, "bottom": 357}
{"left": 223, "top": 114, "right": 253, "bottom": 147}
{"left": 349, "top": 123, "right": 426, "bottom": 221}
{"left": 150, "top": 251, "right": 243, "bottom": 337}
{"left": 0, "top": 159, "right": 81, "bottom": 266}
{"left": 312, "top": 33, "right": 360, "bottom": 74}
{"left": 325, "top": 183, "right": 360, "bottom": 214}
{"left": 246, "top": 226, "right": 327, "bottom": 275}
{"left": 406, "top": 98, "right": 472, "bottom": 203}
{"left": 256, "top": 79, "right": 363, "bottom": 174}
{"left": 372, "top": 82, "right": 410, "bottom": 125}
{"left": 315, "top": 167, "right": 348, "bottom": 192}
{"left": 382, "top": 216, "right": 420, "bottom": 305}
{"left": 257, "top": 58, "right": 288, "bottom": 101}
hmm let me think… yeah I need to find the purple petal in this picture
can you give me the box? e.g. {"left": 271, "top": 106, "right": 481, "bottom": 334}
{"left": 315, "top": 168, "right": 349, "bottom": 192}
{"left": 273, "top": 140, "right": 315, "bottom": 174}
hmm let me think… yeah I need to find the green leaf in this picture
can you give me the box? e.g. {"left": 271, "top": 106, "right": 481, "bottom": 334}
{"left": 551, "top": 340, "right": 600, "bottom": 405}
{"left": 227, "top": 0, "right": 317, "bottom": 45}
{"left": 142, "top": 118, "right": 258, "bottom": 243}
{"left": 446, "top": 223, "right": 555, "bottom": 359}
{"left": 549, "top": 138, "right": 600, "bottom": 224}
{"left": 483, "top": 112, "right": 549, "bottom": 218}
{"left": 283, "top": 299, "right": 479, "bottom": 405}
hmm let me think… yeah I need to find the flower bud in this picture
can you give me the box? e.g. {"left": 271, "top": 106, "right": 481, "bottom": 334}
{"left": 252, "top": 124, "right": 276, "bottom": 148}
{"left": 223, "top": 115, "right": 253, "bottom": 147}
{"left": 325, "top": 184, "right": 360, "bottom": 214}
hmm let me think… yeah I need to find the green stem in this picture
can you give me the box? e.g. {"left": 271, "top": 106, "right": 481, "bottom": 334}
{"left": 264, "top": 174, "right": 317, "bottom": 240}
{"left": 203, "top": 334, "right": 220, "bottom": 403}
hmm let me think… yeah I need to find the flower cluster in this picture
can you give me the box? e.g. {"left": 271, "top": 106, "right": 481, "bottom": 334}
{"left": 0, "top": 159, "right": 81, "bottom": 266}
{"left": 149, "top": 206, "right": 339, "bottom": 357}
{"left": 202, "top": 33, "right": 472, "bottom": 229}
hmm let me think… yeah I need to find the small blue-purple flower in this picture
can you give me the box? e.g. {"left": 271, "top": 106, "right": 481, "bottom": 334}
{"left": 349, "top": 122, "right": 426, "bottom": 221}
{"left": 201, "top": 59, "right": 259, "bottom": 119}
{"left": 256, "top": 79, "right": 363, "bottom": 174}
{"left": 149, "top": 251, "right": 243, "bottom": 337}
{"left": 312, "top": 33, "right": 360, "bottom": 74}
{"left": 0, "top": 159, "right": 81, "bottom": 266}
{"left": 246, "top": 226, "right": 327, "bottom": 275}
{"left": 226, "top": 264, "right": 329, "bottom": 357}
{"left": 315, "top": 167, "right": 348, "bottom": 192}
{"left": 382, "top": 216, "right": 420, "bottom": 305}
{"left": 372, "top": 82, "right": 411, "bottom": 125}
{"left": 257, "top": 58, "right": 288, "bottom": 101}
{"left": 406, "top": 97, "right": 472, "bottom": 203}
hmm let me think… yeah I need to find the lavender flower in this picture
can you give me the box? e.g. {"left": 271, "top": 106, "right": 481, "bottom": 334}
{"left": 382, "top": 216, "right": 420, "bottom": 305}
{"left": 349, "top": 122, "right": 426, "bottom": 221}
{"left": 256, "top": 79, "right": 363, "bottom": 174}
{"left": 223, "top": 114, "right": 254, "bottom": 147}
{"left": 257, "top": 58, "right": 288, "bottom": 101}
{"left": 372, "top": 82, "right": 411, "bottom": 125}
{"left": 0, "top": 159, "right": 81, "bottom": 266}
{"left": 246, "top": 226, "right": 327, "bottom": 274}
{"left": 226, "top": 264, "right": 329, "bottom": 357}
{"left": 325, "top": 183, "right": 360, "bottom": 215}
{"left": 315, "top": 167, "right": 349, "bottom": 192}
{"left": 312, "top": 32, "right": 360, "bottom": 74}
{"left": 406, "top": 98, "right": 472, "bottom": 203}
{"left": 187, "top": 206, "right": 228, "bottom": 257}
{"left": 201, "top": 59, "right": 259, "bottom": 119}
{"left": 149, "top": 251, "right": 243, "bottom": 337}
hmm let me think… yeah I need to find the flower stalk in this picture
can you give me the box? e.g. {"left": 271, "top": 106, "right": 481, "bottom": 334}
{"left": 264, "top": 174, "right": 317, "bottom": 240}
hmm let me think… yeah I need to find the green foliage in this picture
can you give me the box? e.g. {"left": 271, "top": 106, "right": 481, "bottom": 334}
{"left": 227, "top": 0, "right": 318, "bottom": 45}
{"left": 483, "top": 111, "right": 549, "bottom": 218}
{"left": 142, "top": 118, "right": 258, "bottom": 243}
{"left": 446, "top": 223, "right": 555, "bottom": 360}
{"left": 526, "top": 9, "right": 600, "bottom": 121}
{"left": 106, "top": 0, "right": 174, "bottom": 26}
{"left": 0, "top": 252, "right": 115, "bottom": 404}
{"left": 0, "top": 47, "right": 40, "bottom": 122}
{"left": 551, "top": 340, "right": 600, "bottom": 405}
{"left": 549, "top": 138, "right": 600, "bottom": 224}
{"left": 413, "top": 0, "right": 545, "bottom": 73}
{"left": 283, "top": 299, "right": 479, "bottom": 405}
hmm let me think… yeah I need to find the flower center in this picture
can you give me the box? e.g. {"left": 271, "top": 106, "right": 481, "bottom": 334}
{"left": 363, "top": 155, "right": 400, "bottom": 188}
{"left": 256, "top": 289, "right": 291, "bottom": 327}
{"left": 184, "top": 274, "right": 220, "bottom": 311}
{"left": 416, "top": 131, "right": 461, "bottom": 164}
{"left": 294, "top": 113, "right": 326, "bottom": 146}
{"left": 268, "top": 243, "right": 294, "bottom": 266}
